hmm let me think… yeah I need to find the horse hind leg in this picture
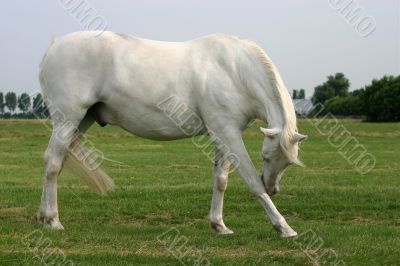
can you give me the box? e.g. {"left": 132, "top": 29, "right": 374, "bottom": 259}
{"left": 209, "top": 148, "right": 233, "bottom": 235}
{"left": 38, "top": 107, "right": 88, "bottom": 229}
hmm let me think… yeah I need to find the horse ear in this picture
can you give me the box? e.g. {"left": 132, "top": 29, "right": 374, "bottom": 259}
{"left": 260, "top": 127, "right": 280, "bottom": 137}
{"left": 293, "top": 132, "right": 307, "bottom": 142}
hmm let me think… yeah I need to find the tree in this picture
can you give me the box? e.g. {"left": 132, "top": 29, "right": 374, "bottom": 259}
{"left": 33, "top": 93, "right": 42, "bottom": 111}
{"left": 312, "top": 84, "right": 334, "bottom": 105}
{"left": 351, "top": 88, "right": 364, "bottom": 97}
{"left": 312, "top": 73, "right": 350, "bottom": 104}
{"left": 298, "top": 89, "right": 305, "bottom": 99}
{"left": 0, "top": 92, "right": 4, "bottom": 114}
{"left": 18, "top": 93, "right": 31, "bottom": 113}
{"left": 5, "top": 92, "right": 17, "bottom": 114}
{"left": 32, "top": 93, "right": 49, "bottom": 118}
{"left": 361, "top": 75, "right": 400, "bottom": 122}
{"left": 292, "top": 89, "right": 298, "bottom": 99}
{"left": 327, "top": 73, "right": 349, "bottom": 97}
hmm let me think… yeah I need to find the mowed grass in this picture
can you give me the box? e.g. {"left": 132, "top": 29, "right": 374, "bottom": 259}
{"left": 0, "top": 118, "right": 399, "bottom": 265}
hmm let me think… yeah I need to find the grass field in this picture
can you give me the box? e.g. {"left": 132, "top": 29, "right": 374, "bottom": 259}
{"left": 0, "top": 119, "right": 399, "bottom": 265}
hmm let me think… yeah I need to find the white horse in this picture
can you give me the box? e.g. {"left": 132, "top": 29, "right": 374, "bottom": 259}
{"left": 38, "top": 31, "right": 307, "bottom": 237}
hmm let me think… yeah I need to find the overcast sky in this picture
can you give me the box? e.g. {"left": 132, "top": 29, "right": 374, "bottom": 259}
{"left": 0, "top": 0, "right": 398, "bottom": 97}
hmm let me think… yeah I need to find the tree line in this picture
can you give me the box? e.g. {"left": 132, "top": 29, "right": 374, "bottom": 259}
{"left": 0, "top": 92, "right": 49, "bottom": 119}
{"left": 295, "top": 74, "right": 399, "bottom": 122}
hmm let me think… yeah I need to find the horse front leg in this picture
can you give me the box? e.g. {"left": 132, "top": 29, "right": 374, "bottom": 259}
{"left": 209, "top": 148, "right": 233, "bottom": 235}
{"left": 209, "top": 127, "right": 297, "bottom": 237}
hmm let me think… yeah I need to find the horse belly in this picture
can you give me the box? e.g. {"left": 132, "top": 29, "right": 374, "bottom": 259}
{"left": 95, "top": 98, "right": 205, "bottom": 141}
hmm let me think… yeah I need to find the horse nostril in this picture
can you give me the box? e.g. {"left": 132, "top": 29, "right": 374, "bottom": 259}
{"left": 267, "top": 187, "right": 279, "bottom": 196}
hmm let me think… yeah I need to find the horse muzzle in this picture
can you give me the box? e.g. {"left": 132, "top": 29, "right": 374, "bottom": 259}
{"left": 261, "top": 174, "right": 280, "bottom": 196}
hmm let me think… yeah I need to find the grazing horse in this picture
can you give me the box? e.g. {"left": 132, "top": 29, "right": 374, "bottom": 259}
{"left": 38, "top": 31, "right": 307, "bottom": 237}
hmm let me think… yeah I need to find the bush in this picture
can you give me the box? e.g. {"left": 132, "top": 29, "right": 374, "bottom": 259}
{"left": 324, "top": 95, "right": 363, "bottom": 116}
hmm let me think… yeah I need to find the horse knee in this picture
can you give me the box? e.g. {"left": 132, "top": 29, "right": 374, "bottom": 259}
{"left": 44, "top": 150, "right": 63, "bottom": 178}
{"left": 216, "top": 175, "right": 228, "bottom": 191}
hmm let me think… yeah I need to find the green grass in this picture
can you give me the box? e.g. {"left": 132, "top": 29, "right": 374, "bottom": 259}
{"left": 0, "top": 119, "right": 399, "bottom": 265}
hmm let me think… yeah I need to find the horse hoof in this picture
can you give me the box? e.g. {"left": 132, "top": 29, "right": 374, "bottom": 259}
{"left": 273, "top": 222, "right": 297, "bottom": 238}
{"left": 45, "top": 220, "right": 65, "bottom": 230}
{"left": 210, "top": 221, "right": 234, "bottom": 235}
{"left": 218, "top": 227, "right": 234, "bottom": 235}
{"left": 39, "top": 216, "right": 65, "bottom": 230}
{"left": 279, "top": 227, "right": 297, "bottom": 238}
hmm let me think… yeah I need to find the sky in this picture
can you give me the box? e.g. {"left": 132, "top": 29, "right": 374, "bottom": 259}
{"left": 0, "top": 0, "right": 398, "bottom": 98}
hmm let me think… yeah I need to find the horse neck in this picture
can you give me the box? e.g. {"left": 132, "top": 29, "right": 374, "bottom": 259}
{"left": 246, "top": 64, "right": 292, "bottom": 130}
{"left": 258, "top": 88, "right": 287, "bottom": 130}
{"left": 242, "top": 41, "right": 296, "bottom": 132}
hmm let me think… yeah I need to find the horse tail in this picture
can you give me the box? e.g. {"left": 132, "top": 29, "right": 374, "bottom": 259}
{"left": 64, "top": 137, "right": 115, "bottom": 194}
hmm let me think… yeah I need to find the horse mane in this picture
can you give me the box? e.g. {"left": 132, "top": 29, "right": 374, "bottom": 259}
{"left": 242, "top": 40, "right": 299, "bottom": 163}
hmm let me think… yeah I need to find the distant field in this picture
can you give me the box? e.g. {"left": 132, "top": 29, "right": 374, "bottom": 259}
{"left": 0, "top": 119, "right": 399, "bottom": 265}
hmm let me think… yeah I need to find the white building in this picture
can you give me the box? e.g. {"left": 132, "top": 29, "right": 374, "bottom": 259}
{"left": 293, "top": 99, "right": 314, "bottom": 117}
